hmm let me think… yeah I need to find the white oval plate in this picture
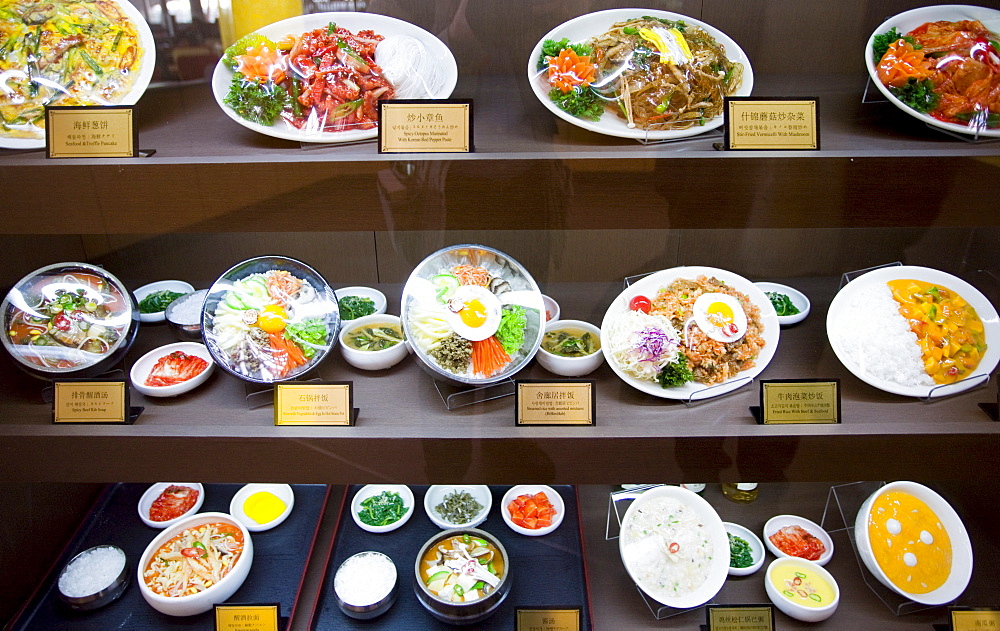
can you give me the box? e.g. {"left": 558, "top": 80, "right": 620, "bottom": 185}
{"left": 723, "top": 521, "right": 765, "bottom": 576}
{"left": 500, "top": 485, "right": 564, "bottom": 536}
{"left": 754, "top": 282, "right": 810, "bottom": 326}
{"left": 424, "top": 484, "right": 492, "bottom": 530}
{"left": 527, "top": 8, "right": 753, "bottom": 140}
{"left": 351, "top": 484, "right": 414, "bottom": 533}
{"left": 135, "top": 280, "right": 194, "bottom": 323}
{"left": 212, "top": 12, "right": 457, "bottom": 143}
{"left": 826, "top": 265, "right": 999, "bottom": 398}
{"left": 601, "top": 266, "right": 779, "bottom": 399}
{"left": 763, "top": 514, "right": 834, "bottom": 566}
{"left": 129, "top": 342, "right": 215, "bottom": 397}
{"left": 137, "top": 482, "right": 205, "bottom": 528}
{"left": 229, "top": 483, "right": 295, "bottom": 532}
{"left": 865, "top": 5, "right": 1000, "bottom": 138}
{"left": 0, "top": 0, "right": 156, "bottom": 150}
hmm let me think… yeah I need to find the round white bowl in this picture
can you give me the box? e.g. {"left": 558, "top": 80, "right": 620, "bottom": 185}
{"left": 754, "top": 282, "right": 810, "bottom": 326}
{"left": 137, "top": 483, "right": 205, "bottom": 529}
{"left": 541, "top": 294, "right": 560, "bottom": 323}
{"left": 765, "top": 557, "right": 840, "bottom": 622}
{"left": 135, "top": 281, "right": 195, "bottom": 323}
{"left": 763, "top": 515, "right": 834, "bottom": 566}
{"left": 352, "top": 485, "right": 414, "bottom": 533}
{"left": 229, "top": 484, "right": 295, "bottom": 532}
{"left": 854, "top": 480, "right": 973, "bottom": 605}
{"left": 137, "top": 512, "right": 253, "bottom": 616}
{"left": 337, "top": 286, "right": 388, "bottom": 320}
{"left": 424, "top": 485, "right": 492, "bottom": 530}
{"left": 130, "top": 342, "right": 215, "bottom": 398}
{"left": 724, "top": 522, "right": 765, "bottom": 576}
{"left": 339, "top": 315, "right": 408, "bottom": 370}
{"left": 536, "top": 319, "right": 605, "bottom": 377}
{"left": 500, "top": 485, "right": 564, "bottom": 536}
{"left": 335, "top": 551, "right": 398, "bottom": 619}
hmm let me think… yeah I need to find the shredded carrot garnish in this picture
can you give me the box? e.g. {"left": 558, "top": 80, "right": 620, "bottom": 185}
{"left": 471, "top": 335, "right": 510, "bottom": 377}
{"left": 548, "top": 48, "right": 597, "bottom": 93}
{"left": 269, "top": 331, "right": 307, "bottom": 378}
{"left": 453, "top": 265, "right": 491, "bottom": 287}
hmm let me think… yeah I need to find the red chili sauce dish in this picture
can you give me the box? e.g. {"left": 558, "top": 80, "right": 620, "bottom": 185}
{"left": 769, "top": 525, "right": 826, "bottom": 561}
{"left": 150, "top": 485, "right": 200, "bottom": 522}
{"left": 145, "top": 350, "right": 209, "bottom": 387}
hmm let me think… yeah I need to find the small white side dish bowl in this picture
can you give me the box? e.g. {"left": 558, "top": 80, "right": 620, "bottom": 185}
{"left": 336, "top": 286, "right": 388, "bottom": 319}
{"left": 764, "top": 515, "right": 834, "bottom": 566}
{"left": 130, "top": 342, "right": 215, "bottom": 397}
{"left": 754, "top": 282, "right": 810, "bottom": 326}
{"left": 229, "top": 483, "right": 295, "bottom": 532}
{"left": 500, "top": 485, "right": 564, "bottom": 536}
{"left": 352, "top": 485, "right": 414, "bottom": 534}
{"left": 535, "top": 319, "right": 604, "bottom": 377}
{"left": 137, "top": 483, "right": 205, "bottom": 529}
{"left": 765, "top": 557, "right": 839, "bottom": 622}
{"left": 137, "top": 512, "right": 253, "bottom": 616}
{"left": 541, "top": 294, "right": 560, "bottom": 322}
{"left": 724, "top": 522, "right": 765, "bottom": 576}
{"left": 339, "top": 314, "right": 408, "bottom": 370}
{"left": 424, "top": 485, "right": 493, "bottom": 530}
{"left": 135, "top": 280, "right": 194, "bottom": 323}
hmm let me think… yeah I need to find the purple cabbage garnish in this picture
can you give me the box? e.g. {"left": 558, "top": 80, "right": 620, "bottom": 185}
{"left": 634, "top": 327, "right": 677, "bottom": 362}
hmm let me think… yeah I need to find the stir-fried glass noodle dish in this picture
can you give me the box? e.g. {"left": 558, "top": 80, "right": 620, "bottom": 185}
{"left": 203, "top": 258, "right": 339, "bottom": 383}
{"left": 872, "top": 17, "right": 1000, "bottom": 132}
{"left": 537, "top": 15, "right": 743, "bottom": 131}
{"left": 216, "top": 13, "right": 454, "bottom": 138}
{"left": 402, "top": 246, "right": 544, "bottom": 384}
{"left": 0, "top": 0, "right": 150, "bottom": 143}
{"left": 143, "top": 522, "right": 245, "bottom": 597}
{"left": 1, "top": 263, "right": 136, "bottom": 375}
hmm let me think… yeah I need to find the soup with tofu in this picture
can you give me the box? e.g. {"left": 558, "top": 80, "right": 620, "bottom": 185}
{"left": 420, "top": 533, "right": 504, "bottom": 603}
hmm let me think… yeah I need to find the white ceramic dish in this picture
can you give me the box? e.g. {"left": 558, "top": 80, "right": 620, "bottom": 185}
{"left": 854, "top": 480, "right": 973, "bottom": 605}
{"left": 337, "top": 286, "right": 388, "bottom": 319}
{"left": 765, "top": 557, "right": 840, "bottom": 622}
{"left": 601, "top": 266, "right": 780, "bottom": 400}
{"left": 865, "top": 5, "right": 1000, "bottom": 138}
{"left": 0, "top": 0, "right": 156, "bottom": 150}
{"left": 826, "top": 265, "right": 999, "bottom": 398}
{"left": 536, "top": 319, "right": 604, "bottom": 377}
{"left": 229, "top": 483, "right": 295, "bottom": 532}
{"left": 541, "top": 294, "right": 560, "bottom": 323}
{"left": 424, "top": 485, "right": 492, "bottom": 530}
{"left": 339, "top": 314, "right": 408, "bottom": 370}
{"left": 527, "top": 8, "right": 753, "bottom": 141}
{"left": 617, "top": 484, "right": 729, "bottom": 609}
{"left": 723, "top": 522, "right": 764, "bottom": 576}
{"left": 130, "top": 342, "right": 214, "bottom": 397}
{"left": 212, "top": 12, "right": 457, "bottom": 143}
{"left": 763, "top": 514, "right": 834, "bottom": 566}
{"left": 137, "top": 512, "right": 253, "bottom": 616}
{"left": 500, "top": 485, "right": 564, "bottom": 536}
{"left": 137, "top": 483, "right": 205, "bottom": 529}
{"left": 754, "top": 282, "right": 810, "bottom": 326}
{"left": 352, "top": 485, "right": 414, "bottom": 534}
{"left": 134, "top": 281, "right": 195, "bottom": 323}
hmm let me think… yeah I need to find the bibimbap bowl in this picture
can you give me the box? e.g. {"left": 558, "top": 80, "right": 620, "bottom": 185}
{"left": 1, "top": 262, "right": 139, "bottom": 378}
{"left": 401, "top": 245, "right": 545, "bottom": 386}
{"left": 413, "top": 527, "right": 511, "bottom": 626}
{"left": 202, "top": 256, "right": 340, "bottom": 384}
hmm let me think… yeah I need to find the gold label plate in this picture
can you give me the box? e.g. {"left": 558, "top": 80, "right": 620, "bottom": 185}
{"left": 724, "top": 98, "right": 819, "bottom": 150}
{"left": 379, "top": 100, "right": 472, "bottom": 153}
{"left": 274, "top": 382, "right": 354, "bottom": 426}
{"left": 757, "top": 379, "right": 841, "bottom": 425}
{"left": 53, "top": 381, "right": 128, "bottom": 424}
{"left": 516, "top": 608, "right": 580, "bottom": 631}
{"left": 214, "top": 604, "right": 279, "bottom": 631}
{"left": 516, "top": 381, "right": 595, "bottom": 426}
{"left": 46, "top": 106, "right": 136, "bottom": 158}
{"left": 707, "top": 605, "right": 775, "bottom": 631}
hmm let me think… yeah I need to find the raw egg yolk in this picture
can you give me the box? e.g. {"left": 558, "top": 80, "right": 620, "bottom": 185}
{"left": 257, "top": 304, "right": 287, "bottom": 333}
{"left": 243, "top": 491, "right": 286, "bottom": 525}
{"left": 459, "top": 299, "right": 488, "bottom": 328}
{"left": 706, "top": 301, "right": 734, "bottom": 324}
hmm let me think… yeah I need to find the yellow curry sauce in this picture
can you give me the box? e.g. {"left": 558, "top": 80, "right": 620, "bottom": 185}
{"left": 887, "top": 280, "right": 986, "bottom": 384}
{"left": 867, "top": 491, "right": 951, "bottom": 594}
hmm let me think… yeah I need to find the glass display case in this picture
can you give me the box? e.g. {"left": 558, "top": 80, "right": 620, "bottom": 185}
{"left": 1, "top": 0, "right": 998, "bottom": 628}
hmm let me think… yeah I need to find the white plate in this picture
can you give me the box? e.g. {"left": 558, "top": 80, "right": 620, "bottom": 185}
{"left": 500, "top": 485, "right": 564, "bottom": 536}
{"left": 618, "top": 485, "right": 729, "bottom": 609}
{"left": 601, "top": 266, "right": 779, "bottom": 399}
{"left": 336, "top": 286, "right": 388, "bottom": 319}
{"left": 424, "top": 485, "right": 492, "bottom": 530}
{"left": 129, "top": 342, "right": 215, "bottom": 397}
{"left": 0, "top": 0, "right": 156, "bottom": 150}
{"left": 723, "top": 521, "right": 764, "bottom": 576}
{"left": 763, "top": 514, "right": 834, "bottom": 566}
{"left": 854, "top": 481, "right": 973, "bottom": 605}
{"left": 134, "top": 280, "right": 194, "bottom": 323}
{"left": 137, "top": 483, "right": 205, "bottom": 528}
{"left": 865, "top": 5, "right": 1000, "bottom": 138}
{"left": 211, "top": 12, "right": 458, "bottom": 144}
{"left": 351, "top": 484, "right": 414, "bottom": 533}
{"left": 527, "top": 9, "right": 753, "bottom": 140}
{"left": 229, "top": 483, "right": 295, "bottom": 532}
{"left": 754, "top": 282, "right": 810, "bottom": 326}
{"left": 826, "top": 265, "right": 999, "bottom": 398}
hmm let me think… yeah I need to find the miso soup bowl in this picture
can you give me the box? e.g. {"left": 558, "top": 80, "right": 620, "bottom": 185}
{"left": 137, "top": 512, "right": 253, "bottom": 616}
{"left": 339, "top": 315, "right": 409, "bottom": 371}
{"left": 536, "top": 319, "right": 604, "bottom": 377}
{"left": 413, "top": 527, "right": 511, "bottom": 626}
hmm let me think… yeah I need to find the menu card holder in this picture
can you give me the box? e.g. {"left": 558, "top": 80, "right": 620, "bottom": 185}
{"left": 433, "top": 377, "right": 515, "bottom": 410}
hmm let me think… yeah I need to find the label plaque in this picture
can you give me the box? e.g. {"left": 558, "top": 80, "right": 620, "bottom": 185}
{"left": 379, "top": 99, "right": 472, "bottom": 153}
{"left": 516, "top": 607, "right": 580, "bottom": 631}
{"left": 53, "top": 380, "right": 128, "bottom": 424}
{"left": 706, "top": 605, "right": 774, "bottom": 631}
{"left": 214, "top": 603, "right": 279, "bottom": 631}
{"left": 724, "top": 98, "right": 819, "bottom": 150}
{"left": 46, "top": 106, "right": 137, "bottom": 158}
{"left": 516, "top": 381, "right": 595, "bottom": 426}
{"left": 951, "top": 607, "right": 1000, "bottom": 630}
{"left": 274, "top": 382, "right": 354, "bottom": 426}
{"left": 755, "top": 379, "right": 841, "bottom": 425}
